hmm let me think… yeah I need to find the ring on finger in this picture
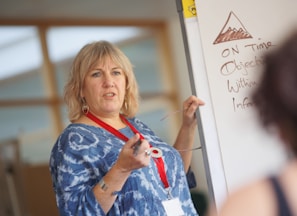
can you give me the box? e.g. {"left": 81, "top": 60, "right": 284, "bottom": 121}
{"left": 144, "top": 149, "right": 151, "bottom": 156}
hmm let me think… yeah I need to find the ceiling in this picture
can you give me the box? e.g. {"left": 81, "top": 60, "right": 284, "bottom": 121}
{"left": 0, "top": 0, "right": 179, "bottom": 21}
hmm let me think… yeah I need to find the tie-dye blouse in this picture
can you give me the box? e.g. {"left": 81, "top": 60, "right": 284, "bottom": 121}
{"left": 49, "top": 117, "right": 198, "bottom": 216}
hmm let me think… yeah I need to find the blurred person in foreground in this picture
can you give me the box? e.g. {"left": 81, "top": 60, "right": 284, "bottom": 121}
{"left": 49, "top": 40, "right": 204, "bottom": 216}
{"left": 208, "top": 31, "right": 297, "bottom": 216}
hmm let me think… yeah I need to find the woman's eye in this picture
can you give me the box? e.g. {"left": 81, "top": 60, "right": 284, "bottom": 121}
{"left": 112, "top": 70, "right": 122, "bottom": 76}
{"left": 91, "top": 71, "right": 101, "bottom": 77}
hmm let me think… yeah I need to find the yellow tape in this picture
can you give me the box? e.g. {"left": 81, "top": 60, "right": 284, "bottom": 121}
{"left": 182, "top": 0, "right": 197, "bottom": 18}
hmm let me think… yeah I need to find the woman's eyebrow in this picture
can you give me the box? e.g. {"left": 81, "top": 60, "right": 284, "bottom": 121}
{"left": 111, "top": 66, "right": 121, "bottom": 70}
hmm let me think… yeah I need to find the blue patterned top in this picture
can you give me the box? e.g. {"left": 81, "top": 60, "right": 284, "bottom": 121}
{"left": 49, "top": 117, "right": 198, "bottom": 216}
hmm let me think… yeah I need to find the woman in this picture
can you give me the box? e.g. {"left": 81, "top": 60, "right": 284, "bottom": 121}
{"left": 208, "top": 31, "right": 297, "bottom": 216}
{"left": 49, "top": 40, "right": 204, "bottom": 215}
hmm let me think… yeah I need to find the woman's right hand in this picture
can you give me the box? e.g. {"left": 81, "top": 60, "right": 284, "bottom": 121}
{"left": 114, "top": 133, "right": 151, "bottom": 173}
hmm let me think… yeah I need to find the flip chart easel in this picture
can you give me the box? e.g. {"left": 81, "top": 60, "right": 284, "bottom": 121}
{"left": 176, "top": 0, "right": 295, "bottom": 210}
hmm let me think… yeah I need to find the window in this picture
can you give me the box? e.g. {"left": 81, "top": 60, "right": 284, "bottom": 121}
{"left": 0, "top": 25, "right": 179, "bottom": 164}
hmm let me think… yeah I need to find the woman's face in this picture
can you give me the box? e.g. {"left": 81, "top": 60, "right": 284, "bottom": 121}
{"left": 81, "top": 57, "right": 126, "bottom": 117}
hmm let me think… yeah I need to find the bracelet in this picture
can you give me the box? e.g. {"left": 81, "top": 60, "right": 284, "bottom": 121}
{"left": 98, "top": 178, "right": 108, "bottom": 191}
{"left": 98, "top": 178, "right": 121, "bottom": 196}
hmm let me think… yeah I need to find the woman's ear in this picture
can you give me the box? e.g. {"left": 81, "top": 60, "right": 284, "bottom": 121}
{"left": 80, "top": 89, "right": 84, "bottom": 98}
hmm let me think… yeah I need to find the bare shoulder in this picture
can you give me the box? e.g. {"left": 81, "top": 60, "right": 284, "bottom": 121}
{"left": 215, "top": 178, "right": 276, "bottom": 216}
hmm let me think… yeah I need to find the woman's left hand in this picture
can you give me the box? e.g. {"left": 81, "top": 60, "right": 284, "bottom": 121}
{"left": 182, "top": 95, "right": 205, "bottom": 128}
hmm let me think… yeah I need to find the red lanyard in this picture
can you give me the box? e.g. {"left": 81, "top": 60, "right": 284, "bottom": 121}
{"left": 86, "top": 112, "right": 169, "bottom": 189}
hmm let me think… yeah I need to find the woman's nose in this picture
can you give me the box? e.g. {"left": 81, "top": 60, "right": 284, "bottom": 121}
{"left": 103, "top": 75, "right": 114, "bottom": 87}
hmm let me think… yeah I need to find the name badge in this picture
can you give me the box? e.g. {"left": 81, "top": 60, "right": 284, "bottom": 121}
{"left": 162, "top": 198, "right": 185, "bottom": 216}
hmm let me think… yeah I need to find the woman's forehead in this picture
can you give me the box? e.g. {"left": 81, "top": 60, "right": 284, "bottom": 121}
{"left": 91, "top": 55, "right": 121, "bottom": 68}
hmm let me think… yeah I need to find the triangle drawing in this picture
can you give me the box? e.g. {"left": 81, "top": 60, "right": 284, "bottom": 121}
{"left": 213, "top": 11, "right": 253, "bottom": 44}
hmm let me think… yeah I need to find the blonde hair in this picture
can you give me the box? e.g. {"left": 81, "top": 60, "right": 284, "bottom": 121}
{"left": 64, "top": 40, "right": 139, "bottom": 122}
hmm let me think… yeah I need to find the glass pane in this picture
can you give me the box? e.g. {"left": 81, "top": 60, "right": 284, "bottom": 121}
{"left": 121, "top": 38, "right": 163, "bottom": 93}
{"left": 47, "top": 26, "right": 149, "bottom": 63}
{"left": 0, "top": 106, "right": 54, "bottom": 165}
{"left": 19, "top": 127, "right": 55, "bottom": 164}
{"left": 0, "top": 26, "right": 42, "bottom": 80}
{"left": 54, "top": 60, "right": 69, "bottom": 97}
{"left": 0, "top": 106, "right": 51, "bottom": 140}
{"left": 137, "top": 99, "right": 179, "bottom": 145}
{"left": 60, "top": 104, "right": 69, "bottom": 126}
{"left": 0, "top": 70, "right": 45, "bottom": 99}
{"left": 137, "top": 109, "right": 171, "bottom": 143}
{"left": 0, "top": 26, "right": 44, "bottom": 99}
